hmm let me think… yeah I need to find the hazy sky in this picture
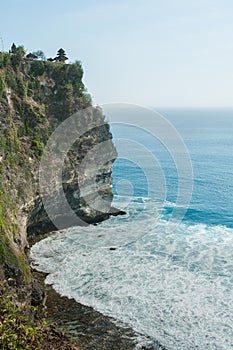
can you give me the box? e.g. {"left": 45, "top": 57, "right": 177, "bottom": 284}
{"left": 1, "top": 0, "right": 233, "bottom": 107}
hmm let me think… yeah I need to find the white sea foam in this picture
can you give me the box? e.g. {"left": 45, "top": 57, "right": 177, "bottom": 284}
{"left": 30, "top": 200, "right": 233, "bottom": 350}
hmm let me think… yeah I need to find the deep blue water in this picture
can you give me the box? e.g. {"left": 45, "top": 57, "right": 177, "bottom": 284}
{"left": 112, "top": 108, "right": 233, "bottom": 228}
{"left": 31, "top": 108, "right": 233, "bottom": 350}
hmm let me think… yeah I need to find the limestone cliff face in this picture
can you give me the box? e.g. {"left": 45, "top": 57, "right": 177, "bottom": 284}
{"left": 0, "top": 53, "right": 117, "bottom": 285}
{"left": 27, "top": 109, "right": 117, "bottom": 235}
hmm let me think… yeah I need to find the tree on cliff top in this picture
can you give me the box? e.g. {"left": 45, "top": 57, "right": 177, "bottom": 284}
{"left": 10, "top": 44, "right": 26, "bottom": 56}
{"left": 33, "top": 50, "right": 46, "bottom": 61}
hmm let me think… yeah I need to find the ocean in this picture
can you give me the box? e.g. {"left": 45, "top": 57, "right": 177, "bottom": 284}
{"left": 31, "top": 107, "right": 233, "bottom": 349}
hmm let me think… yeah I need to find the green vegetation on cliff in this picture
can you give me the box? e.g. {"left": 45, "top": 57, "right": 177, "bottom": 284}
{"left": 0, "top": 46, "right": 111, "bottom": 349}
{"left": 0, "top": 281, "right": 44, "bottom": 349}
{"left": 0, "top": 48, "right": 92, "bottom": 279}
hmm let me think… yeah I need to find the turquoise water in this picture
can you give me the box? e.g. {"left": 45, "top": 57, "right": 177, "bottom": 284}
{"left": 31, "top": 108, "right": 233, "bottom": 350}
{"left": 112, "top": 108, "right": 233, "bottom": 228}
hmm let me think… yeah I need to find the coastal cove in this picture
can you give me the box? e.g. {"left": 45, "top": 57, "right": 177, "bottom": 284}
{"left": 1, "top": 43, "right": 233, "bottom": 350}
{"left": 0, "top": 46, "right": 125, "bottom": 349}
{"left": 31, "top": 108, "right": 233, "bottom": 350}
{"left": 1, "top": 0, "right": 233, "bottom": 347}
{"left": 31, "top": 269, "right": 161, "bottom": 350}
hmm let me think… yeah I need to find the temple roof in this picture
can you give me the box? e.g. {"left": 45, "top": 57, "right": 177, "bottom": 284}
{"left": 26, "top": 53, "right": 38, "bottom": 59}
{"left": 53, "top": 48, "right": 69, "bottom": 62}
{"left": 54, "top": 56, "right": 68, "bottom": 61}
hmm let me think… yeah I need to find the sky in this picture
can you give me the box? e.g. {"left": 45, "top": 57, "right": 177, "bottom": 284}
{"left": 1, "top": 0, "right": 233, "bottom": 107}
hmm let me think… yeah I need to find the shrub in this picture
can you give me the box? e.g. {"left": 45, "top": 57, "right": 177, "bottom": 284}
{"left": 0, "top": 282, "right": 44, "bottom": 350}
{"left": 30, "top": 61, "right": 45, "bottom": 77}
{"left": 11, "top": 54, "right": 21, "bottom": 71}
{"left": 31, "top": 139, "right": 44, "bottom": 155}
{"left": 24, "top": 119, "right": 32, "bottom": 134}
{"left": 5, "top": 69, "right": 17, "bottom": 90}
{"left": 66, "top": 62, "right": 83, "bottom": 84}
{"left": 3, "top": 53, "right": 12, "bottom": 67}
{"left": 0, "top": 53, "right": 11, "bottom": 68}
{"left": 0, "top": 73, "right": 5, "bottom": 99}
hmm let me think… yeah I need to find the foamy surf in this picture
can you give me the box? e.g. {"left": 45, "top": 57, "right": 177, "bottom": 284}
{"left": 30, "top": 199, "right": 233, "bottom": 350}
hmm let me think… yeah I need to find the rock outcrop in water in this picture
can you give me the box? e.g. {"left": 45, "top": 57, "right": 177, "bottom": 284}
{"left": 0, "top": 49, "right": 116, "bottom": 296}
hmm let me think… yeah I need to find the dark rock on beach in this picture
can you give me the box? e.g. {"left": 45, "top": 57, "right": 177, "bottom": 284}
{"left": 33, "top": 271, "right": 165, "bottom": 350}
{"left": 0, "top": 49, "right": 165, "bottom": 350}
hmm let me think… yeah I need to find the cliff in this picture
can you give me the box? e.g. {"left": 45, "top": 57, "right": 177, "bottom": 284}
{"left": 0, "top": 51, "right": 116, "bottom": 310}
